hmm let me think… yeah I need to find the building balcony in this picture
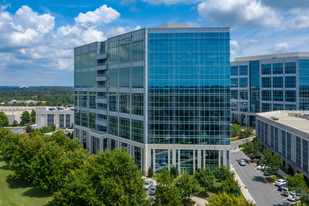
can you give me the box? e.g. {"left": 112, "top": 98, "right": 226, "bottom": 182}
{"left": 96, "top": 65, "right": 107, "bottom": 71}
{"left": 96, "top": 53, "right": 107, "bottom": 60}
{"left": 96, "top": 76, "right": 107, "bottom": 81}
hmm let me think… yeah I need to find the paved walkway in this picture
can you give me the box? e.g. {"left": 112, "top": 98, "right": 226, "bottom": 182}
{"left": 192, "top": 196, "right": 208, "bottom": 206}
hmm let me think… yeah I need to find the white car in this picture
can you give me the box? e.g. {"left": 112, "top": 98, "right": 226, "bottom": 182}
{"left": 287, "top": 192, "right": 300, "bottom": 202}
{"left": 275, "top": 179, "right": 287, "bottom": 186}
{"left": 143, "top": 180, "right": 154, "bottom": 190}
{"left": 239, "top": 159, "right": 246, "bottom": 166}
{"left": 281, "top": 187, "right": 289, "bottom": 196}
{"left": 149, "top": 186, "right": 156, "bottom": 195}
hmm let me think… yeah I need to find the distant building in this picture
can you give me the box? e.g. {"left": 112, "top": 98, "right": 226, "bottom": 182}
{"left": 36, "top": 106, "right": 74, "bottom": 129}
{"left": 74, "top": 24, "right": 230, "bottom": 174}
{"left": 230, "top": 52, "right": 309, "bottom": 127}
{"left": 8, "top": 100, "right": 38, "bottom": 105}
{"left": 256, "top": 110, "right": 309, "bottom": 178}
{"left": 0, "top": 106, "right": 36, "bottom": 125}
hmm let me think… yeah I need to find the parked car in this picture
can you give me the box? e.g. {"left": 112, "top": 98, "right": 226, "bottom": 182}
{"left": 281, "top": 187, "right": 289, "bottom": 196}
{"left": 275, "top": 179, "right": 287, "bottom": 186}
{"left": 287, "top": 192, "right": 300, "bottom": 202}
{"left": 277, "top": 184, "right": 287, "bottom": 191}
{"left": 143, "top": 180, "right": 154, "bottom": 190}
{"left": 239, "top": 159, "right": 246, "bottom": 166}
{"left": 149, "top": 186, "right": 156, "bottom": 195}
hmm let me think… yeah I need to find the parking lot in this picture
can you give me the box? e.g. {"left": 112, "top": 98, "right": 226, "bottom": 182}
{"left": 231, "top": 149, "right": 291, "bottom": 206}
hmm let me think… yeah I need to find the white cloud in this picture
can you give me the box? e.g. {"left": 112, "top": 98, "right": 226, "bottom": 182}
{"left": 75, "top": 4, "right": 120, "bottom": 26}
{"left": 272, "top": 43, "right": 291, "bottom": 52}
{"left": 290, "top": 16, "right": 309, "bottom": 29}
{"left": 230, "top": 40, "right": 239, "bottom": 55}
{"left": 198, "top": 0, "right": 281, "bottom": 27}
{"left": 142, "top": 0, "right": 201, "bottom": 5}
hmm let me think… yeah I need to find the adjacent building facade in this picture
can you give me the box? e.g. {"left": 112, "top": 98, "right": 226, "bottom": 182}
{"left": 36, "top": 106, "right": 74, "bottom": 129}
{"left": 256, "top": 111, "right": 309, "bottom": 179}
{"left": 74, "top": 24, "right": 230, "bottom": 175}
{"left": 230, "top": 52, "right": 309, "bottom": 127}
{"left": 0, "top": 106, "right": 36, "bottom": 125}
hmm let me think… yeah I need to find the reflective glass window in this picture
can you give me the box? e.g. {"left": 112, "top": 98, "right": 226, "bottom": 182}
{"left": 285, "top": 76, "right": 296, "bottom": 88}
{"left": 273, "top": 77, "right": 283, "bottom": 88}
{"left": 285, "top": 90, "right": 296, "bottom": 102}
{"left": 285, "top": 62, "right": 296, "bottom": 74}
{"left": 230, "top": 66, "right": 238, "bottom": 76}
{"left": 262, "top": 77, "right": 271, "bottom": 88}
{"left": 261, "top": 64, "right": 271, "bottom": 75}
{"left": 239, "top": 65, "right": 248, "bottom": 75}
{"left": 261, "top": 90, "right": 271, "bottom": 101}
{"left": 273, "top": 63, "right": 283, "bottom": 74}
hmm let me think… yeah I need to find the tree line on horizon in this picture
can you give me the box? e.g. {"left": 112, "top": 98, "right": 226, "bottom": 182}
{"left": 0, "top": 87, "right": 73, "bottom": 106}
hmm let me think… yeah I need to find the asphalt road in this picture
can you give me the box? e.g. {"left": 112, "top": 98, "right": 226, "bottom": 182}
{"left": 231, "top": 147, "right": 291, "bottom": 206}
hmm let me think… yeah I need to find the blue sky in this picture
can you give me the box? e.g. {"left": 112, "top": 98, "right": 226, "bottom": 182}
{"left": 1, "top": 0, "right": 309, "bottom": 86}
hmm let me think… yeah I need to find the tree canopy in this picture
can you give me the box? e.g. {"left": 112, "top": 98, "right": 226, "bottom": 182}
{"left": 0, "top": 112, "right": 9, "bottom": 127}
{"left": 54, "top": 149, "right": 150, "bottom": 206}
{"left": 20, "top": 111, "right": 31, "bottom": 125}
{"left": 261, "top": 149, "right": 281, "bottom": 176}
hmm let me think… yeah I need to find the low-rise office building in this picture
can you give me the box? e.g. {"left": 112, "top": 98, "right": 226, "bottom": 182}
{"left": 256, "top": 110, "right": 309, "bottom": 178}
{"left": 36, "top": 106, "right": 74, "bottom": 129}
{"left": 0, "top": 106, "right": 36, "bottom": 125}
{"left": 230, "top": 52, "right": 309, "bottom": 127}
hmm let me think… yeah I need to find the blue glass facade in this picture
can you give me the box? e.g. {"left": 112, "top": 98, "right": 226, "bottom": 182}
{"left": 148, "top": 30, "right": 230, "bottom": 145}
{"left": 74, "top": 26, "right": 230, "bottom": 175}
{"left": 299, "top": 59, "right": 309, "bottom": 110}
{"left": 249, "top": 61, "right": 260, "bottom": 113}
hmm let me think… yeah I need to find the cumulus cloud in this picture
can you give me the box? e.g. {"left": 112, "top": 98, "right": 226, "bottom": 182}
{"left": 230, "top": 40, "right": 239, "bottom": 55}
{"left": 290, "top": 15, "right": 309, "bottom": 29}
{"left": 75, "top": 5, "right": 120, "bottom": 26}
{"left": 260, "top": 0, "right": 309, "bottom": 13}
{"left": 0, "top": 4, "right": 140, "bottom": 85}
{"left": 198, "top": 0, "right": 281, "bottom": 27}
{"left": 272, "top": 43, "right": 291, "bottom": 52}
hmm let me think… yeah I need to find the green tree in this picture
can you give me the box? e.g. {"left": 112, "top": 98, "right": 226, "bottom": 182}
{"left": 170, "top": 165, "right": 178, "bottom": 178}
{"left": 220, "top": 177, "right": 241, "bottom": 195}
{"left": 176, "top": 173, "right": 200, "bottom": 201}
{"left": 0, "top": 112, "right": 9, "bottom": 127}
{"left": 54, "top": 149, "right": 150, "bottom": 206}
{"left": 243, "top": 141, "right": 261, "bottom": 159}
{"left": 195, "top": 166, "right": 215, "bottom": 194}
{"left": 30, "top": 131, "right": 89, "bottom": 191}
{"left": 30, "top": 109, "right": 36, "bottom": 123}
{"left": 20, "top": 111, "right": 31, "bottom": 125}
{"left": 207, "top": 192, "right": 256, "bottom": 206}
{"left": 148, "top": 166, "right": 154, "bottom": 177}
{"left": 214, "top": 166, "right": 234, "bottom": 183}
{"left": 39, "top": 126, "right": 53, "bottom": 133}
{"left": 12, "top": 120, "right": 18, "bottom": 126}
{"left": 287, "top": 173, "right": 307, "bottom": 204}
{"left": 261, "top": 149, "right": 281, "bottom": 176}
{"left": 231, "top": 124, "right": 241, "bottom": 137}
{"left": 239, "top": 127, "right": 254, "bottom": 139}
{"left": 155, "top": 167, "right": 182, "bottom": 206}
{"left": 25, "top": 125, "right": 33, "bottom": 134}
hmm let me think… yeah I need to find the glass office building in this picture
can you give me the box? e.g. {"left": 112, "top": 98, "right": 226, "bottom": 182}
{"left": 74, "top": 24, "right": 230, "bottom": 175}
{"left": 230, "top": 52, "right": 309, "bottom": 127}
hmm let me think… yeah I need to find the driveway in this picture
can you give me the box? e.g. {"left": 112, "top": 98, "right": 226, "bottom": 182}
{"left": 231, "top": 149, "right": 291, "bottom": 206}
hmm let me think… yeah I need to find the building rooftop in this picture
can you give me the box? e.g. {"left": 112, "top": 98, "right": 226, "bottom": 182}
{"left": 257, "top": 111, "right": 309, "bottom": 134}
{"left": 234, "top": 52, "right": 309, "bottom": 62}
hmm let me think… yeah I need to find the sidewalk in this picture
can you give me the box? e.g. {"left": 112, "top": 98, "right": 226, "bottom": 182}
{"left": 230, "top": 164, "right": 257, "bottom": 205}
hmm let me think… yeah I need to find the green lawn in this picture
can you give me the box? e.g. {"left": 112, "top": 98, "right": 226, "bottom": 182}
{"left": 0, "top": 155, "right": 55, "bottom": 206}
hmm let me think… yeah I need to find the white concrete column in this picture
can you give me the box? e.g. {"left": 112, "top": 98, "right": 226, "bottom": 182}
{"left": 197, "top": 149, "right": 201, "bottom": 169}
{"left": 193, "top": 150, "right": 196, "bottom": 174}
{"left": 168, "top": 149, "right": 171, "bottom": 171}
{"left": 172, "top": 149, "right": 176, "bottom": 168}
{"left": 153, "top": 149, "right": 156, "bottom": 174}
{"left": 178, "top": 149, "right": 181, "bottom": 175}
